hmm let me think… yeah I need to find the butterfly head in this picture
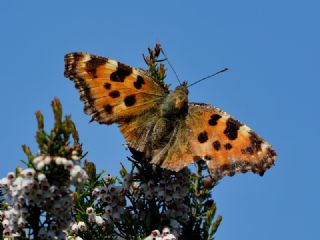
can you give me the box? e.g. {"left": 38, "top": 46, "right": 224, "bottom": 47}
{"left": 161, "top": 82, "right": 189, "bottom": 118}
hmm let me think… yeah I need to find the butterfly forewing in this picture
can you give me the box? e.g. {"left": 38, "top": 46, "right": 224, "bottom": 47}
{"left": 64, "top": 52, "right": 166, "bottom": 124}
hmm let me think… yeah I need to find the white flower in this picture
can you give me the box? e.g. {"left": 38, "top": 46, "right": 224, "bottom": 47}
{"left": 104, "top": 205, "right": 113, "bottom": 215}
{"left": 162, "top": 227, "right": 171, "bottom": 236}
{"left": 21, "top": 178, "right": 34, "bottom": 190}
{"left": 71, "top": 150, "right": 78, "bottom": 156}
{"left": 36, "top": 161, "right": 45, "bottom": 170}
{"left": 61, "top": 158, "right": 68, "bottom": 166}
{"left": 86, "top": 207, "right": 94, "bottom": 214}
{"left": 88, "top": 214, "right": 95, "bottom": 223}
{"left": 2, "top": 219, "right": 10, "bottom": 228}
{"left": 103, "top": 174, "right": 113, "bottom": 182}
{"left": 21, "top": 168, "right": 35, "bottom": 178}
{"left": 44, "top": 156, "right": 52, "bottom": 164}
{"left": 77, "top": 221, "right": 86, "bottom": 232}
{"left": 70, "top": 165, "right": 81, "bottom": 177}
{"left": 70, "top": 165, "right": 88, "bottom": 183}
{"left": 0, "top": 177, "right": 9, "bottom": 187}
{"left": 17, "top": 217, "right": 26, "bottom": 228}
{"left": 55, "top": 157, "right": 64, "bottom": 165}
{"left": 20, "top": 208, "right": 28, "bottom": 218}
{"left": 71, "top": 155, "right": 80, "bottom": 161}
{"left": 65, "top": 160, "right": 74, "bottom": 170}
{"left": 70, "top": 223, "right": 78, "bottom": 233}
{"left": 7, "top": 172, "right": 15, "bottom": 180}
{"left": 75, "top": 237, "right": 83, "bottom": 240}
{"left": 33, "top": 155, "right": 44, "bottom": 165}
{"left": 92, "top": 187, "right": 100, "bottom": 197}
{"left": 163, "top": 234, "right": 177, "bottom": 240}
{"left": 144, "top": 230, "right": 161, "bottom": 240}
{"left": 95, "top": 215, "right": 105, "bottom": 226}
{"left": 37, "top": 173, "right": 47, "bottom": 182}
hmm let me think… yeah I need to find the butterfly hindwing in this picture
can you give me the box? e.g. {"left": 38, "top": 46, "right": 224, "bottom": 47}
{"left": 161, "top": 103, "right": 276, "bottom": 180}
{"left": 64, "top": 52, "right": 166, "bottom": 125}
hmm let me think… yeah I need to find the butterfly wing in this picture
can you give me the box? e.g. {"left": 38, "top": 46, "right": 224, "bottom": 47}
{"left": 64, "top": 52, "right": 167, "bottom": 125}
{"left": 161, "top": 103, "right": 277, "bottom": 180}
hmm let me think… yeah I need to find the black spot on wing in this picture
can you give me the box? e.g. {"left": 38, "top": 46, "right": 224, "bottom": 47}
{"left": 224, "top": 118, "right": 242, "bottom": 140}
{"left": 198, "top": 131, "right": 208, "bottom": 143}
{"left": 109, "top": 90, "right": 120, "bottom": 98}
{"left": 208, "top": 114, "right": 221, "bottom": 126}
{"left": 110, "top": 63, "right": 132, "bottom": 82}
{"left": 133, "top": 75, "right": 145, "bottom": 89}
{"left": 212, "top": 140, "right": 221, "bottom": 151}
{"left": 104, "top": 83, "right": 111, "bottom": 90}
{"left": 224, "top": 143, "right": 232, "bottom": 150}
{"left": 103, "top": 104, "right": 113, "bottom": 114}
{"left": 86, "top": 57, "right": 107, "bottom": 77}
{"left": 241, "top": 147, "right": 254, "bottom": 154}
{"left": 124, "top": 95, "right": 136, "bottom": 107}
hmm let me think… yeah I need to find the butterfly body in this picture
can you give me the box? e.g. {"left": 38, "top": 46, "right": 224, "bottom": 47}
{"left": 65, "top": 52, "right": 276, "bottom": 180}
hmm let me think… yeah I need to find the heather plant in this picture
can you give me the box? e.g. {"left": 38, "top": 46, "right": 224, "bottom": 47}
{"left": 0, "top": 44, "right": 222, "bottom": 239}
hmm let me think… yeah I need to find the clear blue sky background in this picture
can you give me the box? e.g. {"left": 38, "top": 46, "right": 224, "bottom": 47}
{"left": 1, "top": 1, "right": 319, "bottom": 239}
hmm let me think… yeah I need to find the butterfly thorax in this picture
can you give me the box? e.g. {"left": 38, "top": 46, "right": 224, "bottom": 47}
{"left": 160, "top": 84, "right": 189, "bottom": 119}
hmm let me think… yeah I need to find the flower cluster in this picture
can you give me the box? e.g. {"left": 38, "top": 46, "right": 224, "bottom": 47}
{"left": 68, "top": 208, "right": 106, "bottom": 240}
{"left": 122, "top": 165, "right": 191, "bottom": 237}
{"left": 67, "top": 166, "right": 191, "bottom": 239}
{"left": 138, "top": 168, "right": 190, "bottom": 228}
{"left": 92, "top": 175, "right": 126, "bottom": 223}
{"left": 0, "top": 154, "right": 88, "bottom": 238}
{"left": 66, "top": 172, "right": 127, "bottom": 240}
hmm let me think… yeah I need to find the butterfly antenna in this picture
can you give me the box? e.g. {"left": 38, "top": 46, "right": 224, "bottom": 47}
{"left": 188, "top": 68, "right": 229, "bottom": 87}
{"left": 160, "top": 48, "right": 182, "bottom": 85}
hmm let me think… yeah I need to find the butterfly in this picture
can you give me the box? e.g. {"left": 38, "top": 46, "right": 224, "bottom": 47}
{"left": 64, "top": 52, "right": 276, "bottom": 180}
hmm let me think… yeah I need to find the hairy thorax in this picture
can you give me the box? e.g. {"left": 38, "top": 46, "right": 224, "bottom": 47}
{"left": 150, "top": 85, "right": 189, "bottom": 157}
{"left": 160, "top": 84, "right": 189, "bottom": 118}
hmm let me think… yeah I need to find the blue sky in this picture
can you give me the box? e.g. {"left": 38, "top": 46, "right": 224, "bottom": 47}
{"left": 1, "top": 1, "right": 319, "bottom": 239}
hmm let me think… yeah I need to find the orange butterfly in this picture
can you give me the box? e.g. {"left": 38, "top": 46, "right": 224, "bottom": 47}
{"left": 64, "top": 52, "right": 276, "bottom": 180}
